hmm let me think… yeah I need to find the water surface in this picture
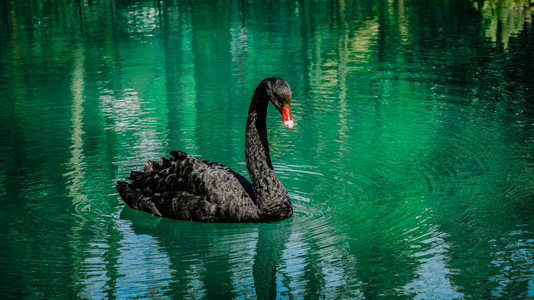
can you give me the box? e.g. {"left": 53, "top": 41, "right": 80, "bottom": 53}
{"left": 1, "top": 0, "right": 533, "bottom": 298}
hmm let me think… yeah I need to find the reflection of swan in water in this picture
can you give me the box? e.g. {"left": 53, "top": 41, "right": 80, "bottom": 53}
{"left": 117, "top": 77, "right": 294, "bottom": 222}
{"left": 118, "top": 193, "right": 361, "bottom": 297}
{"left": 119, "top": 207, "right": 293, "bottom": 298}
{"left": 253, "top": 222, "right": 292, "bottom": 299}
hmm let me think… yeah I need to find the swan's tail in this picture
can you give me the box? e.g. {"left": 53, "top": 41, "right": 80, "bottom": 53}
{"left": 116, "top": 180, "right": 163, "bottom": 217}
{"left": 116, "top": 151, "right": 193, "bottom": 213}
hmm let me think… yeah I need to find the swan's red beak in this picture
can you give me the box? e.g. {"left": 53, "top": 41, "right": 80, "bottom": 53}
{"left": 281, "top": 105, "right": 294, "bottom": 129}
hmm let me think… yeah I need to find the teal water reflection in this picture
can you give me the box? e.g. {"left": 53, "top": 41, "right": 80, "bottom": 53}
{"left": 1, "top": 0, "right": 533, "bottom": 298}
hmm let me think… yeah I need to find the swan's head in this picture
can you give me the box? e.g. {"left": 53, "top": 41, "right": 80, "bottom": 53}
{"left": 261, "top": 77, "right": 294, "bottom": 129}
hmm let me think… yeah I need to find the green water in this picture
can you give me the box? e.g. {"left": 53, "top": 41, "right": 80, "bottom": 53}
{"left": 1, "top": 0, "right": 533, "bottom": 298}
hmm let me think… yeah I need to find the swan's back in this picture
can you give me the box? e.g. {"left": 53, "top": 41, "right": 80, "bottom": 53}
{"left": 117, "top": 151, "right": 260, "bottom": 222}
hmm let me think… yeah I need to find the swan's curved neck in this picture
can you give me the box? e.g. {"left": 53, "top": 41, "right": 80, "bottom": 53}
{"left": 245, "top": 93, "right": 287, "bottom": 209}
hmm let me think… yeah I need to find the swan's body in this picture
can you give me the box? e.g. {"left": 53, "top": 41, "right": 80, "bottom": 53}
{"left": 116, "top": 77, "right": 294, "bottom": 222}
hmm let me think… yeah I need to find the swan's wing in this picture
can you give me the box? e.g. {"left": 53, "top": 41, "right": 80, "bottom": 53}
{"left": 166, "top": 151, "right": 255, "bottom": 200}
{"left": 117, "top": 151, "right": 259, "bottom": 222}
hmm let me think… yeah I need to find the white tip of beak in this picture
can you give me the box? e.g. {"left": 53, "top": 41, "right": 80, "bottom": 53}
{"left": 284, "top": 120, "right": 294, "bottom": 129}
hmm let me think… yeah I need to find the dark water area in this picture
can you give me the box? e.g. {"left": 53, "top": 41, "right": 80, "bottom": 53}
{"left": 1, "top": 0, "right": 533, "bottom": 298}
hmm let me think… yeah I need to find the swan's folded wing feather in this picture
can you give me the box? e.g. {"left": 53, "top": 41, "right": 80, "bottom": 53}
{"left": 166, "top": 151, "right": 255, "bottom": 201}
{"left": 117, "top": 151, "right": 260, "bottom": 222}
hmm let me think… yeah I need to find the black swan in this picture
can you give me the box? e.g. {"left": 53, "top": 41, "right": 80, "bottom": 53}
{"left": 116, "top": 77, "right": 294, "bottom": 222}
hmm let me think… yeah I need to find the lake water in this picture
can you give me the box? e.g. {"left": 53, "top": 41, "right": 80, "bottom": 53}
{"left": 1, "top": 0, "right": 533, "bottom": 298}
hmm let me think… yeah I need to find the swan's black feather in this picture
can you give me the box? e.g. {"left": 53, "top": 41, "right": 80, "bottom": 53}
{"left": 118, "top": 152, "right": 260, "bottom": 222}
